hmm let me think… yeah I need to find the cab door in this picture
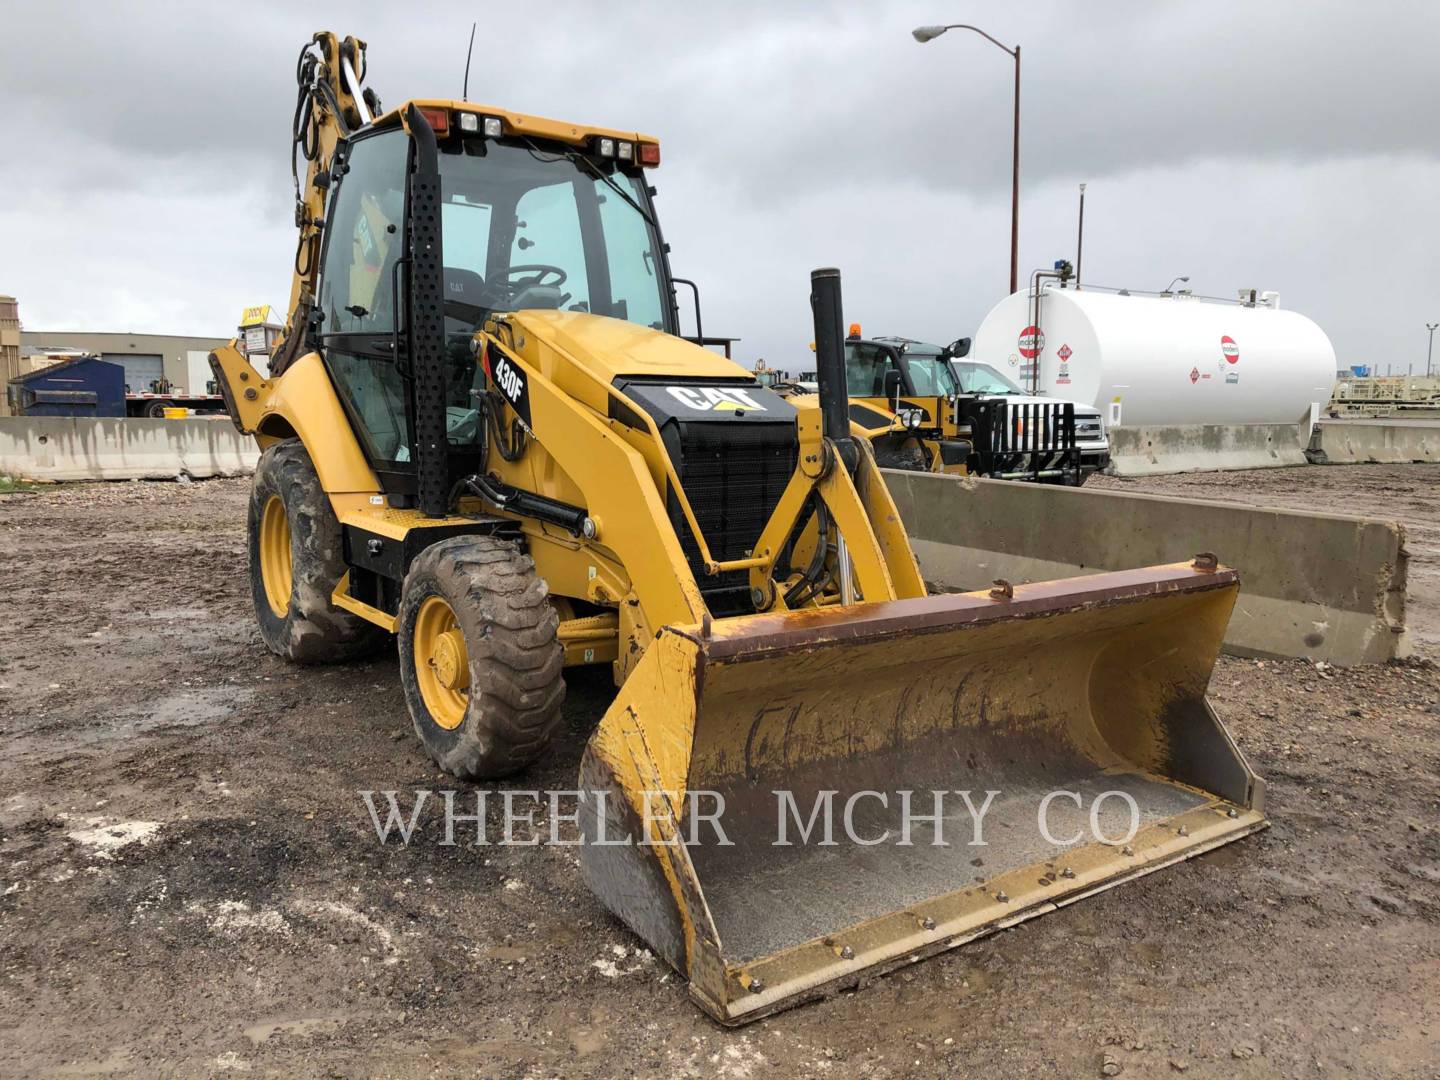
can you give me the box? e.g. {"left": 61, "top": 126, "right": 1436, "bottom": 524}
{"left": 314, "top": 128, "right": 417, "bottom": 495}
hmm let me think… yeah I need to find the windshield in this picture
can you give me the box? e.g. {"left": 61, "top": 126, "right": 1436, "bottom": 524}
{"left": 953, "top": 360, "right": 1023, "bottom": 395}
{"left": 437, "top": 138, "right": 671, "bottom": 339}
{"left": 902, "top": 348, "right": 959, "bottom": 395}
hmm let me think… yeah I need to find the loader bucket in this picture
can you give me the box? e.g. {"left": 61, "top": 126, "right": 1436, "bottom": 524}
{"left": 578, "top": 562, "right": 1266, "bottom": 1025}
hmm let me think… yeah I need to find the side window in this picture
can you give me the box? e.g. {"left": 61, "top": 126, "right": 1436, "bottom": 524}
{"left": 594, "top": 176, "right": 663, "bottom": 328}
{"left": 512, "top": 182, "right": 591, "bottom": 312}
{"left": 317, "top": 129, "right": 408, "bottom": 336}
{"left": 844, "top": 343, "right": 895, "bottom": 397}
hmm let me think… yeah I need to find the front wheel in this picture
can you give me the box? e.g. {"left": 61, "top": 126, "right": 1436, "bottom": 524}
{"left": 398, "top": 536, "right": 565, "bottom": 780}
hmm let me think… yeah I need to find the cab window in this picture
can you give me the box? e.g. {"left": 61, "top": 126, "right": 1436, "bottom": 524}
{"left": 844, "top": 343, "right": 899, "bottom": 397}
{"left": 317, "top": 129, "right": 408, "bottom": 336}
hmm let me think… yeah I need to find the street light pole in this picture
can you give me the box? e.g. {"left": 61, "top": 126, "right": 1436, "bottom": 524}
{"left": 1075, "top": 182, "right": 1086, "bottom": 290}
{"left": 1427, "top": 323, "right": 1438, "bottom": 377}
{"left": 913, "top": 23, "right": 1021, "bottom": 295}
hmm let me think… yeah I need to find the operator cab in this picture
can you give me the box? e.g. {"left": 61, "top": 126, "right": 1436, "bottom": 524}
{"left": 311, "top": 106, "right": 672, "bottom": 496}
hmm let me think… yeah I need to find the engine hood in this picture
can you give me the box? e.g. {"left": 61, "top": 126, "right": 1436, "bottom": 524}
{"left": 506, "top": 310, "right": 748, "bottom": 382}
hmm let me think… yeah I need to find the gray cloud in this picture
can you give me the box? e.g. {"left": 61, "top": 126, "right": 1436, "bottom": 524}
{"left": 2, "top": 0, "right": 1437, "bottom": 372}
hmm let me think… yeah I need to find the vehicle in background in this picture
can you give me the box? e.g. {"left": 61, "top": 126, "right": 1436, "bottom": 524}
{"left": 5, "top": 353, "right": 228, "bottom": 418}
{"left": 121, "top": 374, "right": 228, "bottom": 418}
{"left": 750, "top": 359, "right": 808, "bottom": 395}
{"left": 844, "top": 331, "right": 1110, "bottom": 484}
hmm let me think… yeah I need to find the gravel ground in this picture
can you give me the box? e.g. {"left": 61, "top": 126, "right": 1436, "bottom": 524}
{"left": 1, "top": 469, "right": 1438, "bottom": 1078}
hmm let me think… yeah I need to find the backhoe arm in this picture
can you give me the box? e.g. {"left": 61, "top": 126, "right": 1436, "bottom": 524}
{"left": 274, "top": 31, "right": 379, "bottom": 375}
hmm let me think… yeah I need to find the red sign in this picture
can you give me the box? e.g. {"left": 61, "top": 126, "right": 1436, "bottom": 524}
{"left": 1189, "top": 367, "right": 1200, "bottom": 384}
{"left": 1018, "top": 326, "right": 1045, "bottom": 359}
{"left": 1221, "top": 335, "right": 1239, "bottom": 364}
{"left": 1057, "top": 344, "right": 1072, "bottom": 361}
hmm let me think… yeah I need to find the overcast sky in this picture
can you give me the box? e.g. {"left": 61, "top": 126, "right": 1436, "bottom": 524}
{"left": 3, "top": 1, "right": 1438, "bottom": 373}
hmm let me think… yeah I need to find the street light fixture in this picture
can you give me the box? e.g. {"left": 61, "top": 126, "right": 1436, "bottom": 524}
{"left": 912, "top": 23, "right": 1021, "bottom": 295}
{"left": 1427, "top": 322, "right": 1438, "bottom": 377}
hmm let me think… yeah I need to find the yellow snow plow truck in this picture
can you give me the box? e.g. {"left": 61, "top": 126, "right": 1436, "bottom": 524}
{"left": 210, "top": 31, "right": 1266, "bottom": 1024}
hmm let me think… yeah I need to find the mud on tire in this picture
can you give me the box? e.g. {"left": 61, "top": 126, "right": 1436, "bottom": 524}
{"left": 248, "top": 438, "right": 388, "bottom": 663}
{"left": 398, "top": 536, "right": 565, "bottom": 780}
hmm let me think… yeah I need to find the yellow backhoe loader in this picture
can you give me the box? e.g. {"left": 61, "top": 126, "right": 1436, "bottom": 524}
{"left": 211, "top": 31, "right": 1266, "bottom": 1024}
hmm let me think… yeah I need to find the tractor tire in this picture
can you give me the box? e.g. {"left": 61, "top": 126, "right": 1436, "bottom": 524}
{"left": 248, "top": 439, "right": 388, "bottom": 663}
{"left": 398, "top": 536, "right": 565, "bottom": 780}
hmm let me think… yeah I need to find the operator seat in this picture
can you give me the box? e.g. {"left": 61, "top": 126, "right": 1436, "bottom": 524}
{"left": 443, "top": 267, "right": 490, "bottom": 330}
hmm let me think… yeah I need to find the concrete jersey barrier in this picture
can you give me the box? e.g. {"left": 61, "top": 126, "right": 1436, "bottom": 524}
{"left": 884, "top": 469, "right": 1407, "bottom": 665}
{"left": 0, "top": 416, "right": 259, "bottom": 481}
{"left": 1312, "top": 420, "right": 1440, "bottom": 464}
{"left": 1107, "top": 423, "right": 1307, "bottom": 475}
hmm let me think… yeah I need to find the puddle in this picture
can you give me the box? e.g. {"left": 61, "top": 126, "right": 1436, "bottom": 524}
{"left": 243, "top": 1016, "right": 346, "bottom": 1045}
{"left": 115, "top": 687, "right": 251, "bottom": 729}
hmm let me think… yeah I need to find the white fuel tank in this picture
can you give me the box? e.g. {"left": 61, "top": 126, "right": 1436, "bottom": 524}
{"left": 969, "top": 288, "right": 1337, "bottom": 428}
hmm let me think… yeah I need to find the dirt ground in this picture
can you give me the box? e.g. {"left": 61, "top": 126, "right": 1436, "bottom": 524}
{"left": 1, "top": 466, "right": 1437, "bottom": 1078}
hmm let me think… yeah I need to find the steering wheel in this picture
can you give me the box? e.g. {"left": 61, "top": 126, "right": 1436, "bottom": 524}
{"left": 503, "top": 264, "right": 567, "bottom": 289}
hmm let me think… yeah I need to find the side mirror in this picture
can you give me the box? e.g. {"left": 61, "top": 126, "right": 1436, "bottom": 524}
{"left": 944, "top": 337, "right": 972, "bottom": 359}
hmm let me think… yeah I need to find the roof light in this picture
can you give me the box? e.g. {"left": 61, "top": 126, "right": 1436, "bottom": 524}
{"left": 417, "top": 106, "right": 449, "bottom": 134}
{"left": 483, "top": 116, "right": 503, "bottom": 137}
{"left": 458, "top": 112, "right": 479, "bottom": 133}
{"left": 638, "top": 142, "right": 661, "bottom": 166}
{"left": 617, "top": 140, "right": 634, "bottom": 161}
{"left": 597, "top": 137, "right": 616, "bottom": 158}
{"left": 848, "top": 323, "right": 862, "bottom": 338}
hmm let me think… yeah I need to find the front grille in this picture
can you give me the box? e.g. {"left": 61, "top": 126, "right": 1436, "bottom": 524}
{"left": 667, "top": 422, "right": 798, "bottom": 616}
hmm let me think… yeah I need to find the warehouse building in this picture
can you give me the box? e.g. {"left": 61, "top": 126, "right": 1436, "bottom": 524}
{"left": 21, "top": 329, "right": 229, "bottom": 399}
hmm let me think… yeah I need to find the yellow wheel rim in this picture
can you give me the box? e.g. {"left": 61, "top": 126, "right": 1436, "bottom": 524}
{"left": 259, "top": 495, "right": 293, "bottom": 618}
{"left": 414, "top": 595, "right": 469, "bottom": 731}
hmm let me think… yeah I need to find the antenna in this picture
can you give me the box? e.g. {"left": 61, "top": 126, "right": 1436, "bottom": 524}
{"left": 462, "top": 22, "right": 477, "bottom": 101}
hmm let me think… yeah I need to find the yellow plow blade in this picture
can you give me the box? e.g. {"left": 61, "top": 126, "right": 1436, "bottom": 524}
{"left": 579, "top": 562, "right": 1266, "bottom": 1024}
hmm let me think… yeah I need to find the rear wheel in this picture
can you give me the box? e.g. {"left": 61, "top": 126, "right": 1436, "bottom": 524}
{"left": 248, "top": 439, "right": 387, "bottom": 662}
{"left": 399, "top": 536, "right": 565, "bottom": 779}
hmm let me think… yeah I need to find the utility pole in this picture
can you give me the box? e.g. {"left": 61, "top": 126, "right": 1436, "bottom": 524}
{"left": 1427, "top": 322, "right": 1438, "bottom": 377}
{"left": 913, "top": 24, "right": 1021, "bottom": 295}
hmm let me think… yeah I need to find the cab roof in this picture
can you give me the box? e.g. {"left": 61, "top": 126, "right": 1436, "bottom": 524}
{"left": 372, "top": 98, "right": 658, "bottom": 149}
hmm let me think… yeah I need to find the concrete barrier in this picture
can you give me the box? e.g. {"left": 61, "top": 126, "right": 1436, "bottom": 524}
{"left": 0, "top": 416, "right": 258, "bottom": 481}
{"left": 1107, "top": 422, "right": 1307, "bottom": 475}
{"left": 884, "top": 469, "right": 1408, "bottom": 665}
{"left": 1312, "top": 420, "right": 1440, "bottom": 464}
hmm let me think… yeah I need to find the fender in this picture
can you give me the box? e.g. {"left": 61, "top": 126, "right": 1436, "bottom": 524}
{"left": 210, "top": 343, "right": 379, "bottom": 496}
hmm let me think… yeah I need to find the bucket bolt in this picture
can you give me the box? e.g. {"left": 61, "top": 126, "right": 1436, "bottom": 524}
{"left": 989, "top": 579, "right": 1014, "bottom": 601}
{"left": 839, "top": 945, "right": 855, "bottom": 961}
{"left": 1061, "top": 867, "right": 1076, "bottom": 879}
{"left": 995, "top": 890, "right": 1010, "bottom": 903}
{"left": 921, "top": 916, "right": 936, "bottom": 931}
{"left": 1191, "top": 552, "right": 1219, "bottom": 572}
{"left": 746, "top": 976, "right": 764, "bottom": 994}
